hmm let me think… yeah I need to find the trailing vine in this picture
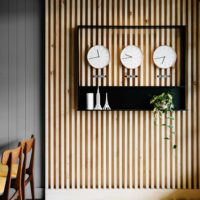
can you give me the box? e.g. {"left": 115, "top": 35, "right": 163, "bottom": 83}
{"left": 150, "top": 92, "right": 176, "bottom": 149}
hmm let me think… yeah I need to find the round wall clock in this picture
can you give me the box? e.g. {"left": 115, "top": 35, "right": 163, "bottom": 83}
{"left": 120, "top": 45, "right": 143, "bottom": 69}
{"left": 153, "top": 45, "right": 177, "bottom": 69}
{"left": 87, "top": 45, "right": 110, "bottom": 69}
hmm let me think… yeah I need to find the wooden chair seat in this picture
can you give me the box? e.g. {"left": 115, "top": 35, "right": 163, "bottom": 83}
{"left": 0, "top": 164, "right": 18, "bottom": 178}
{"left": 0, "top": 164, "right": 8, "bottom": 177}
{"left": 0, "top": 176, "right": 7, "bottom": 195}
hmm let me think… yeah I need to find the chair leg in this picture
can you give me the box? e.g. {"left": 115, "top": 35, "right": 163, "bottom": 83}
{"left": 18, "top": 187, "right": 23, "bottom": 200}
{"left": 21, "top": 183, "right": 25, "bottom": 200}
{"left": 0, "top": 193, "right": 9, "bottom": 200}
{"left": 30, "top": 177, "right": 35, "bottom": 200}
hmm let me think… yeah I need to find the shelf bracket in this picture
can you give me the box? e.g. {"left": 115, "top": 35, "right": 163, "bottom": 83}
{"left": 157, "top": 74, "right": 171, "bottom": 78}
{"left": 125, "top": 75, "right": 138, "bottom": 79}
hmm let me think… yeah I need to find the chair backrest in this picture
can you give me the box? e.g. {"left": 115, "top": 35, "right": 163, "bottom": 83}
{"left": 1, "top": 146, "right": 22, "bottom": 190}
{"left": 18, "top": 135, "right": 35, "bottom": 173}
{"left": 0, "top": 153, "right": 12, "bottom": 199}
{"left": 1, "top": 146, "right": 22, "bottom": 165}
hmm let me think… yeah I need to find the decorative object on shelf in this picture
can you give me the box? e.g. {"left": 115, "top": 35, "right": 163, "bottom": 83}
{"left": 86, "top": 93, "right": 94, "bottom": 110}
{"left": 153, "top": 45, "right": 177, "bottom": 69}
{"left": 103, "top": 93, "right": 111, "bottom": 110}
{"left": 150, "top": 92, "right": 176, "bottom": 149}
{"left": 120, "top": 45, "right": 143, "bottom": 69}
{"left": 87, "top": 45, "right": 110, "bottom": 69}
{"left": 125, "top": 74, "right": 138, "bottom": 79}
{"left": 94, "top": 86, "right": 102, "bottom": 110}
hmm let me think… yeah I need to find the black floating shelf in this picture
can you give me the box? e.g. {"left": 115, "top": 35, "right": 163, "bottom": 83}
{"left": 78, "top": 86, "right": 186, "bottom": 111}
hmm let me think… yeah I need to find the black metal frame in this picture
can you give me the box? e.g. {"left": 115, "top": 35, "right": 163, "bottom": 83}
{"left": 76, "top": 25, "right": 186, "bottom": 111}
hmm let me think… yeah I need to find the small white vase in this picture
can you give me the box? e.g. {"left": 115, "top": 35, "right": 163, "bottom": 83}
{"left": 86, "top": 93, "right": 94, "bottom": 110}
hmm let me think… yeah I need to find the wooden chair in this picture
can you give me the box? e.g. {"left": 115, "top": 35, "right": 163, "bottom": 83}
{"left": 0, "top": 153, "right": 12, "bottom": 200}
{"left": 19, "top": 135, "right": 35, "bottom": 200}
{"left": 0, "top": 146, "right": 23, "bottom": 200}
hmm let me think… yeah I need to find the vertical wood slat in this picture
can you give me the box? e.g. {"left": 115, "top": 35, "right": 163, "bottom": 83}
{"left": 198, "top": 0, "right": 200, "bottom": 189}
{"left": 103, "top": 0, "right": 107, "bottom": 189}
{"left": 49, "top": 0, "right": 54, "bottom": 189}
{"left": 187, "top": 0, "right": 192, "bottom": 189}
{"left": 160, "top": 0, "right": 165, "bottom": 190}
{"left": 55, "top": 0, "right": 60, "bottom": 189}
{"left": 76, "top": 0, "right": 80, "bottom": 189}
{"left": 192, "top": 0, "right": 197, "bottom": 189}
{"left": 66, "top": 0, "right": 70, "bottom": 189}
{"left": 46, "top": 0, "right": 200, "bottom": 190}
{"left": 145, "top": 0, "right": 149, "bottom": 189}
{"left": 150, "top": 0, "right": 155, "bottom": 189}
{"left": 176, "top": 0, "right": 181, "bottom": 189}
{"left": 165, "top": 0, "right": 170, "bottom": 189}
{"left": 60, "top": 0, "right": 65, "bottom": 189}
{"left": 134, "top": 0, "right": 139, "bottom": 189}
{"left": 155, "top": 0, "right": 160, "bottom": 189}
{"left": 171, "top": 0, "right": 176, "bottom": 189}
{"left": 182, "top": 0, "right": 187, "bottom": 189}
{"left": 45, "top": 0, "right": 49, "bottom": 189}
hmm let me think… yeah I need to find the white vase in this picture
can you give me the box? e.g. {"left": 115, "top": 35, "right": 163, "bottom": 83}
{"left": 86, "top": 93, "right": 94, "bottom": 110}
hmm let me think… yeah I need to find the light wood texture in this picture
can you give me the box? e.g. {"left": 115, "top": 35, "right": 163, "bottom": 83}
{"left": 45, "top": 0, "right": 200, "bottom": 191}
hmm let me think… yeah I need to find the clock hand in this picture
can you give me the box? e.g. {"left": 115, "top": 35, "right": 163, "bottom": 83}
{"left": 89, "top": 49, "right": 100, "bottom": 60}
{"left": 122, "top": 54, "right": 132, "bottom": 59}
{"left": 162, "top": 56, "right": 166, "bottom": 64}
{"left": 125, "top": 54, "right": 132, "bottom": 58}
{"left": 154, "top": 56, "right": 166, "bottom": 64}
{"left": 97, "top": 49, "right": 100, "bottom": 58}
{"left": 154, "top": 56, "right": 165, "bottom": 60}
{"left": 88, "top": 56, "right": 99, "bottom": 60}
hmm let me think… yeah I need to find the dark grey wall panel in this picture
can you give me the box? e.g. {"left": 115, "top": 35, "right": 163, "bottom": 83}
{"left": 0, "top": 0, "right": 45, "bottom": 195}
{"left": 0, "top": 0, "right": 8, "bottom": 149}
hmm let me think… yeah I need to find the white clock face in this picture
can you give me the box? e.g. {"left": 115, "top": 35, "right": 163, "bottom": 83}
{"left": 120, "top": 45, "right": 143, "bottom": 69}
{"left": 87, "top": 45, "right": 110, "bottom": 69}
{"left": 153, "top": 45, "right": 177, "bottom": 69}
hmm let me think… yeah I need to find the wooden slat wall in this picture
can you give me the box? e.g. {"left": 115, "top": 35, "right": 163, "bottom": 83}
{"left": 45, "top": 0, "right": 200, "bottom": 190}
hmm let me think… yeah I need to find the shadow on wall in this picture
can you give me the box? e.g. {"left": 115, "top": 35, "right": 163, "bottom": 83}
{"left": 0, "top": 139, "right": 19, "bottom": 153}
{"left": 161, "top": 190, "right": 200, "bottom": 200}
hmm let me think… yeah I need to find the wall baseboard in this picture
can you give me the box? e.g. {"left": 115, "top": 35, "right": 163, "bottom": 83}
{"left": 45, "top": 189, "right": 200, "bottom": 200}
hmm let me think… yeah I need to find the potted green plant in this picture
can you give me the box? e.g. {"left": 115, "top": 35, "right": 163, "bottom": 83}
{"left": 150, "top": 92, "right": 176, "bottom": 149}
